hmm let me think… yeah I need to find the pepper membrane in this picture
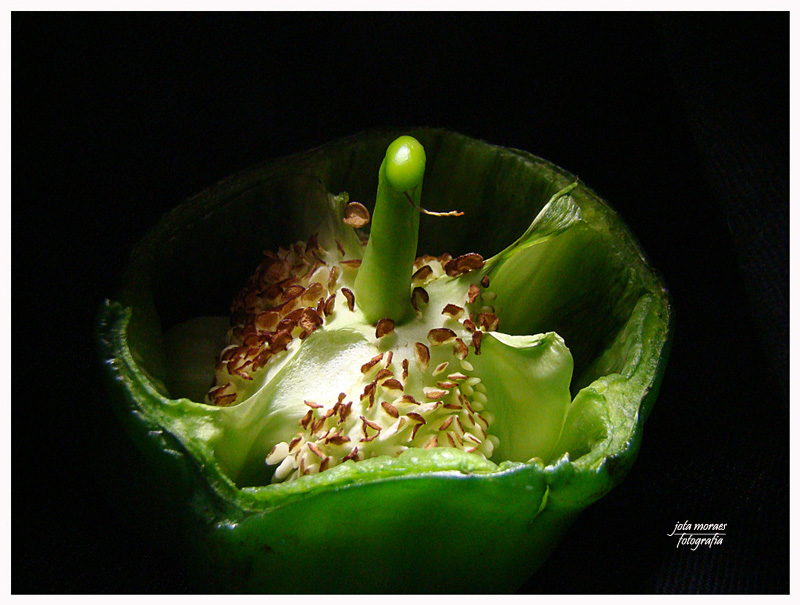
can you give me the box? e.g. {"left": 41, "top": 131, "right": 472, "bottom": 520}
{"left": 96, "top": 129, "right": 672, "bottom": 592}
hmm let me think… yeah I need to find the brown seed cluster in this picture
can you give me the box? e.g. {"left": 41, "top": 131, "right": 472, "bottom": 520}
{"left": 411, "top": 265, "right": 433, "bottom": 284}
{"left": 428, "top": 327, "right": 457, "bottom": 346}
{"left": 410, "top": 254, "right": 452, "bottom": 286}
{"left": 266, "top": 338, "right": 499, "bottom": 483}
{"left": 207, "top": 235, "right": 346, "bottom": 406}
{"left": 212, "top": 231, "right": 503, "bottom": 483}
{"left": 442, "top": 304, "right": 465, "bottom": 320}
{"left": 264, "top": 265, "right": 505, "bottom": 482}
{"left": 411, "top": 287, "right": 429, "bottom": 312}
{"left": 375, "top": 318, "right": 395, "bottom": 339}
{"left": 342, "top": 288, "right": 356, "bottom": 311}
{"left": 476, "top": 312, "right": 499, "bottom": 332}
{"left": 444, "top": 253, "right": 485, "bottom": 277}
{"left": 445, "top": 259, "right": 501, "bottom": 358}
{"left": 343, "top": 202, "right": 370, "bottom": 228}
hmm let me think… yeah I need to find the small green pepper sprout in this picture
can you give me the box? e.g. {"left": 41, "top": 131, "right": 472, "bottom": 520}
{"left": 383, "top": 135, "right": 427, "bottom": 192}
{"left": 354, "top": 135, "right": 426, "bottom": 325}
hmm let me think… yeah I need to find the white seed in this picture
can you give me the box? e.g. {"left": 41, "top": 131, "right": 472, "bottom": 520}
{"left": 393, "top": 398, "right": 416, "bottom": 413}
{"left": 423, "top": 435, "right": 439, "bottom": 449}
{"left": 461, "top": 411, "right": 476, "bottom": 429}
{"left": 219, "top": 344, "right": 239, "bottom": 359}
{"left": 389, "top": 445, "right": 409, "bottom": 457}
{"left": 465, "top": 377, "right": 481, "bottom": 387}
{"left": 266, "top": 441, "right": 290, "bottom": 465}
{"left": 438, "top": 416, "right": 455, "bottom": 431}
{"left": 475, "top": 383, "right": 487, "bottom": 394}
{"left": 463, "top": 432, "right": 482, "bottom": 445}
{"left": 479, "top": 438, "right": 494, "bottom": 458}
{"left": 423, "top": 387, "right": 448, "bottom": 400}
{"left": 462, "top": 385, "right": 474, "bottom": 397}
{"left": 308, "top": 265, "right": 331, "bottom": 287}
{"left": 460, "top": 360, "right": 474, "bottom": 371}
{"left": 285, "top": 249, "right": 300, "bottom": 267}
{"left": 381, "top": 380, "right": 404, "bottom": 394}
{"left": 381, "top": 416, "right": 408, "bottom": 440}
{"left": 273, "top": 456, "right": 295, "bottom": 481}
{"left": 482, "top": 411, "right": 495, "bottom": 425}
{"left": 473, "top": 392, "right": 488, "bottom": 405}
{"left": 415, "top": 342, "right": 431, "bottom": 371}
{"left": 432, "top": 362, "right": 449, "bottom": 376}
{"left": 488, "top": 435, "right": 500, "bottom": 448}
{"left": 416, "top": 401, "right": 440, "bottom": 414}
{"left": 471, "top": 400, "right": 484, "bottom": 412}
{"left": 481, "top": 291, "right": 497, "bottom": 301}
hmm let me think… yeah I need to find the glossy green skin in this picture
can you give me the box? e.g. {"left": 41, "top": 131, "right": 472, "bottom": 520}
{"left": 96, "top": 129, "right": 672, "bottom": 593}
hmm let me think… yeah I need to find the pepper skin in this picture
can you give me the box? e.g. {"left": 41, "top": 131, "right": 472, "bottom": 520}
{"left": 96, "top": 129, "right": 672, "bottom": 593}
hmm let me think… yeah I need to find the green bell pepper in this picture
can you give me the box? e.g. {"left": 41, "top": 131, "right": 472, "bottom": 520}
{"left": 96, "top": 129, "right": 672, "bottom": 593}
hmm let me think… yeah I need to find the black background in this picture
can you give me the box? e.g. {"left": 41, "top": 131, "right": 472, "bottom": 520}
{"left": 14, "top": 12, "right": 788, "bottom": 593}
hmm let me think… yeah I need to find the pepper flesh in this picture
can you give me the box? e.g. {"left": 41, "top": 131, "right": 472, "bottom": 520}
{"left": 96, "top": 129, "right": 672, "bottom": 592}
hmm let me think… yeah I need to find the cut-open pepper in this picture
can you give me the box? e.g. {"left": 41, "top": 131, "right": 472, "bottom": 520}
{"left": 96, "top": 129, "right": 672, "bottom": 593}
